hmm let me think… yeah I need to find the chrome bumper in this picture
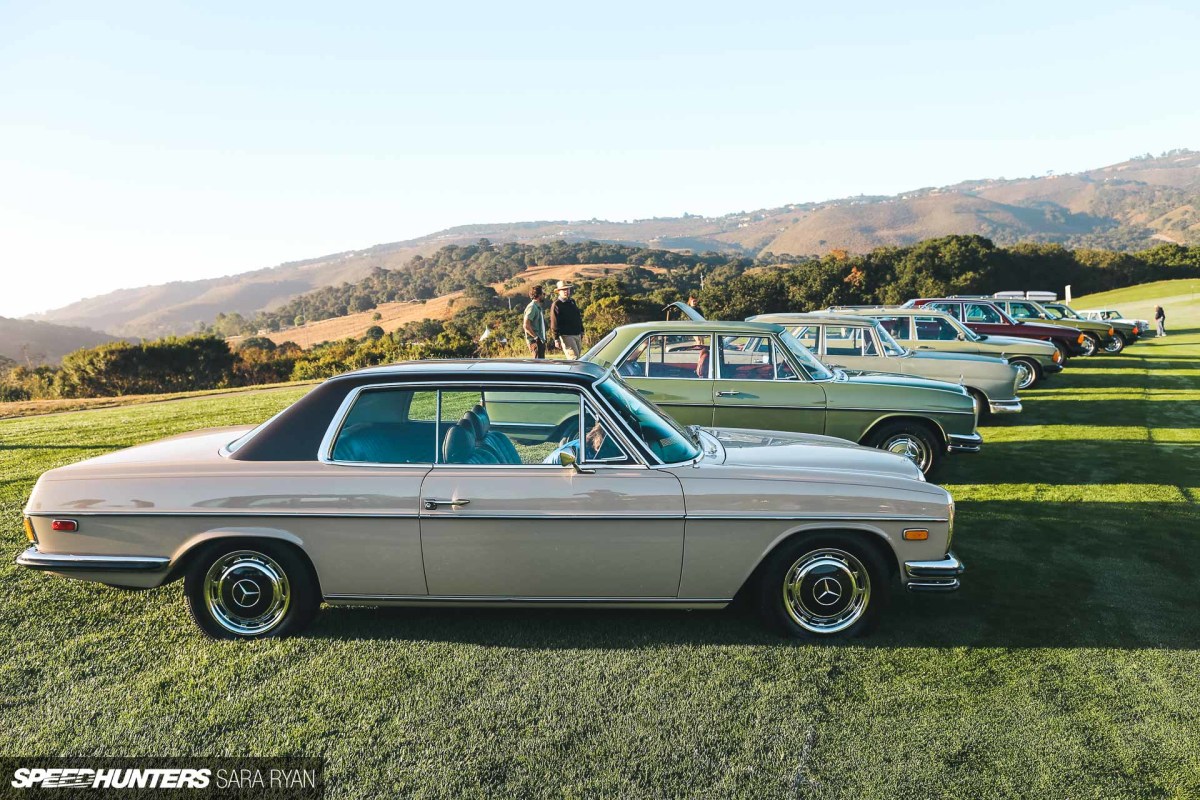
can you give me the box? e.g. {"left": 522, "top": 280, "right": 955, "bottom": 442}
{"left": 947, "top": 432, "right": 983, "bottom": 453}
{"left": 16, "top": 546, "right": 169, "bottom": 573}
{"left": 905, "top": 552, "right": 964, "bottom": 592}
{"left": 1044, "top": 362, "right": 1064, "bottom": 374}
{"left": 988, "top": 399, "right": 1022, "bottom": 415}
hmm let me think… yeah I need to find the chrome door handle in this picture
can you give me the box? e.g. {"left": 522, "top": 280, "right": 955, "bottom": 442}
{"left": 423, "top": 498, "right": 470, "bottom": 510}
{"left": 715, "top": 390, "right": 741, "bottom": 397}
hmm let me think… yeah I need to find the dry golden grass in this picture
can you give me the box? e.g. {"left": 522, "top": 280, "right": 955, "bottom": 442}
{"left": 236, "top": 263, "right": 639, "bottom": 349}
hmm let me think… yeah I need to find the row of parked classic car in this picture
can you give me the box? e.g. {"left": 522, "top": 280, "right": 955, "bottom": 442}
{"left": 15, "top": 293, "right": 1148, "bottom": 642}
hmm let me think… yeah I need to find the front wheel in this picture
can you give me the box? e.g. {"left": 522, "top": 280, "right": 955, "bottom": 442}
{"left": 1010, "top": 358, "right": 1041, "bottom": 390}
{"left": 1103, "top": 333, "right": 1126, "bottom": 354}
{"left": 864, "top": 420, "right": 942, "bottom": 475}
{"left": 756, "top": 534, "right": 890, "bottom": 639}
{"left": 1079, "top": 333, "right": 1100, "bottom": 357}
{"left": 184, "top": 541, "right": 319, "bottom": 640}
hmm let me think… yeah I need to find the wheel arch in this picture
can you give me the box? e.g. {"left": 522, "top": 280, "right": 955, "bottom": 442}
{"left": 732, "top": 523, "right": 901, "bottom": 602}
{"left": 858, "top": 413, "right": 948, "bottom": 448}
{"left": 166, "top": 528, "right": 321, "bottom": 594}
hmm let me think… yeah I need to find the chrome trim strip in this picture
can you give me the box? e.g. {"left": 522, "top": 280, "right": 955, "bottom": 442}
{"left": 422, "top": 513, "right": 686, "bottom": 520}
{"left": 323, "top": 593, "right": 731, "bottom": 604}
{"left": 687, "top": 513, "right": 950, "bottom": 522}
{"left": 16, "top": 547, "right": 169, "bottom": 572}
{"left": 25, "top": 510, "right": 947, "bottom": 522}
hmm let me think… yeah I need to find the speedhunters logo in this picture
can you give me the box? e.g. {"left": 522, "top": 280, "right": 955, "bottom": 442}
{"left": 2, "top": 758, "right": 322, "bottom": 798}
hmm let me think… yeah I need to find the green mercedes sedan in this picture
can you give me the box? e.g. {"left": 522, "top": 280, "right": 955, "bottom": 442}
{"left": 749, "top": 312, "right": 1022, "bottom": 416}
{"left": 823, "top": 307, "right": 1064, "bottom": 390}
{"left": 584, "top": 319, "right": 982, "bottom": 474}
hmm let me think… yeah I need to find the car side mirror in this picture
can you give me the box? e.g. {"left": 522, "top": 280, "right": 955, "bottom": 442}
{"left": 956, "top": 333, "right": 965, "bottom": 341}
{"left": 559, "top": 451, "right": 595, "bottom": 474}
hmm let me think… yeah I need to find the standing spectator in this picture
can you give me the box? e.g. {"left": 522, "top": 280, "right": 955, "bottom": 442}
{"left": 550, "top": 280, "right": 585, "bottom": 359}
{"left": 1155, "top": 305, "right": 1166, "bottom": 337}
{"left": 523, "top": 285, "right": 548, "bottom": 358}
{"left": 687, "top": 293, "right": 702, "bottom": 317}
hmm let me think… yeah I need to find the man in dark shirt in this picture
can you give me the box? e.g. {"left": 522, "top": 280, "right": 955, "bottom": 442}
{"left": 549, "top": 280, "right": 585, "bottom": 358}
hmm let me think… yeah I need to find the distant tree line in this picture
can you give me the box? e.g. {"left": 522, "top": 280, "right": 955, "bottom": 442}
{"left": 3, "top": 236, "right": 1197, "bottom": 401}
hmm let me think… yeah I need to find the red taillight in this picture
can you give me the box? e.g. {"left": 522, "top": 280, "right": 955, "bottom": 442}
{"left": 51, "top": 519, "right": 78, "bottom": 532}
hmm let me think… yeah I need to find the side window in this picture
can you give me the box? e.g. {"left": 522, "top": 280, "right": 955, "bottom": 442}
{"left": 717, "top": 336, "right": 777, "bottom": 380}
{"left": 875, "top": 316, "right": 911, "bottom": 340}
{"left": 618, "top": 334, "right": 712, "bottom": 379}
{"left": 331, "top": 388, "right": 438, "bottom": 464}
{"left": 824, "top": 326, "right": 872, "bottom": 356}
{"left": 773, "top": 343, "right": 799, "bottom": 380}
{"left": 789, "top": 325, "right": 820, "bottom": 352}
{"left": 465, "top": 388, "right": 580, "bottom": 466}
{"left": 1006, "top": 302, "right": 1037, "bottom": 320}
{"left": 914, "top": 315, "right": 959, "bottom": 341}
{"left": 579, "top": 400, "right": 632, "bottom": 463}
{"left": 965, "top": 303, "right": 1003, "bottom": 324}
{"left": 928, "top": 302, "right": 961, "bottom": 319}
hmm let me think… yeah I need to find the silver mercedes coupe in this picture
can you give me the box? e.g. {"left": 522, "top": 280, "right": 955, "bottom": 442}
{"left": 18, "top": 361, "right": 963, "bottom": 640}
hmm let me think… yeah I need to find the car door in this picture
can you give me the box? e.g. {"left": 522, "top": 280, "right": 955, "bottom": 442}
{"left": 911, "top": 314, "right": 979, "bottom": 355}
{"left": 712, "top": 334, "right": 827, "bottom": 434}
{"left": 313, "top": 385, "right": 436, "bottom": 597}
{"left": 418, "top": 384, "right": 686, "bottom": 598}
{"left": 614, "top": 331, "right": 715, "bottom": 427}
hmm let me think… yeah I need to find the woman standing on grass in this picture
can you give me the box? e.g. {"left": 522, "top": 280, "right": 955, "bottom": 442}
{"left": 1155, "top": 305, "right": 1166, "bottom": 337}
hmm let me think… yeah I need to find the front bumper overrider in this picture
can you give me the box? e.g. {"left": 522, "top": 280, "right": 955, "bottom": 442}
{"left": 905, "top": 552, "right": 964, "bottom": 592}
{"left": 947, "top": 432, "right": 982, "bottom": 453}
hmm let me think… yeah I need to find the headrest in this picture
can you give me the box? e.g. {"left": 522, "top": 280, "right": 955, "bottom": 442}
{"left": 462, "top": 409, "right": 487, "bottom": 441}
{"left": 472, "top": 403, "right": 490, "bottom": 428}
{"left": 442, "top": 421, "right": 476, "bottom": 464}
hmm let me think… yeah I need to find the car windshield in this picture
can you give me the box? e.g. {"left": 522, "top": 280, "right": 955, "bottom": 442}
{"left": 596, "top": 375, "right": 701, "bottom": 463}
{"left": 777, "top": 330, "right": 834, "bottom": 379}
{"left": 869, "top": 320, "right": 907, "bottom": 356}
{"left": 1049, "top": 304, "right": 1081, "bottom": 319}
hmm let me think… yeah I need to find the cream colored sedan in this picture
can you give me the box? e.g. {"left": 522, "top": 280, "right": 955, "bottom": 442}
{"left": 18, "top": 360, "right": 962, "bottom": 640}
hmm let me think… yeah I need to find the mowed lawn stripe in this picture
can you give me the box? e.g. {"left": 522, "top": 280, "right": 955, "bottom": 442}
{"left": 1, "top": 327, "right": 1199, "bottom": 796}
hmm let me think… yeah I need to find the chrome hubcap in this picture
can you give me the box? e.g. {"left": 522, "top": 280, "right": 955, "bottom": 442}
{"left": 782, "top": 548, "right": 871, "bottom": 634}
{"left": 204, "top": 550, "right": 290, "bottom": 636}
{"left": 1080, "top": 337, "right": 1096, "bottom": 356}
{"left": 1013, "top": 361, "right": 1035, "bottom": 390}
{"left": 880, "top": 432, "right": 932, "bottom": 471}
{"left": 1104, "top": 337, "right": 1123, "bottom": 353}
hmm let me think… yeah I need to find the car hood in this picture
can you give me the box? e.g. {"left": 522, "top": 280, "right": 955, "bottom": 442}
{"left": 833, "top": 369, "right": 971, "bottom": 396}
{"left": 703, "top": 427, "right": 930, "bottom": 485}
{"left": 905, "top": 350, "right": 1007, "bottom": 366}
{"left": 972, "top": 334, "right": 1058, "bottom": 353}
{"left": 1008, "top": 321, "right": 1078, "bottom": 337}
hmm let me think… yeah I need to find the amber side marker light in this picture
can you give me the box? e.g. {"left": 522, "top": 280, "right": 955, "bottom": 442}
{"left": 1077, "top": 333, "right": 1086, "bottom": 344}
{"left": 23, "top": 517, "right": 36, "bottom": 543}
{"left": 51, "top": 519, "right": 78, "bottom": 532}
{"left": 902, "top": 528, "right": 929, "bottom": 541}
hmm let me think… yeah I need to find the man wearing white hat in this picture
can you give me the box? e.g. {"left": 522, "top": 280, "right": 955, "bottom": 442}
{"left": 549, "top": 280, "right": 585, "bottom": 359}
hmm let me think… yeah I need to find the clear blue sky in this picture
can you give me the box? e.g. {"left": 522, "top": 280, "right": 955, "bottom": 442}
{"left": 1, "top": 0, "right": 1197, "bottom": 317}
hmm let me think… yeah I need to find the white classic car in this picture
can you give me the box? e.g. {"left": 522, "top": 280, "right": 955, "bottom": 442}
{"left": 18, "top": 361, "right": 962, "bottom": 640}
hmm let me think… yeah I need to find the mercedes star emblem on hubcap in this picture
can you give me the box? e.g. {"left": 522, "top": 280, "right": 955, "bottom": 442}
{"left": 813, "top": 577, "right": 843, "bottom": 606}
{"left": 232, "top": 578, "right": 262, "bottom": 608}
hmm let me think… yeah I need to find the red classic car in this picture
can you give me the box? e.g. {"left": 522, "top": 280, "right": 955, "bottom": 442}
{"left": 901, "top": 298, "right": 1086, "bottom": 360}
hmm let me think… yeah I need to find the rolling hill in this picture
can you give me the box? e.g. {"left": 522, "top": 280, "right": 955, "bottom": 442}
{"left": 0, "top": 317, "right": 123, "bottom": 365}
{"left": 30, "top": 150, "right": 1200, "bottom": 339}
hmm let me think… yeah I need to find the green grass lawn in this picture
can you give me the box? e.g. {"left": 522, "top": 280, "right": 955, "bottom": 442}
{"left": 2, "top": 294, "right": 1198, "bottom": 797}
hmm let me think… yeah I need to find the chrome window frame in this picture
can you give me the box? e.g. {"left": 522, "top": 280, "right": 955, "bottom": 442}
{"left": 318, "top": 379, "right": 652, "bottom": 469}
{"left": 714, "top": 333, "right": 813, "bottom": 383}
{"left": 614, "top": 331, "right": 714, "bottom": 381}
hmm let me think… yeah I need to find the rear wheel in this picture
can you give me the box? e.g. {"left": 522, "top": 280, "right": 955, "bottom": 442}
{"left": 1079, "top": 333, "right": 1100, "bottom": 357}
{"left": 184, "top": 541, "right": 319, "bottom": 640}
{"left": 756, "top": 533, "right": 890, "bottom": 639}
{"left": 1010, "top": 357, "right": 1041, "bottom": 390}
{"left": 1103, "top": 333, "right": 1126, "bottom": 354}
{"left": 864, "top": 420, "right": 942, "bottom": 475}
